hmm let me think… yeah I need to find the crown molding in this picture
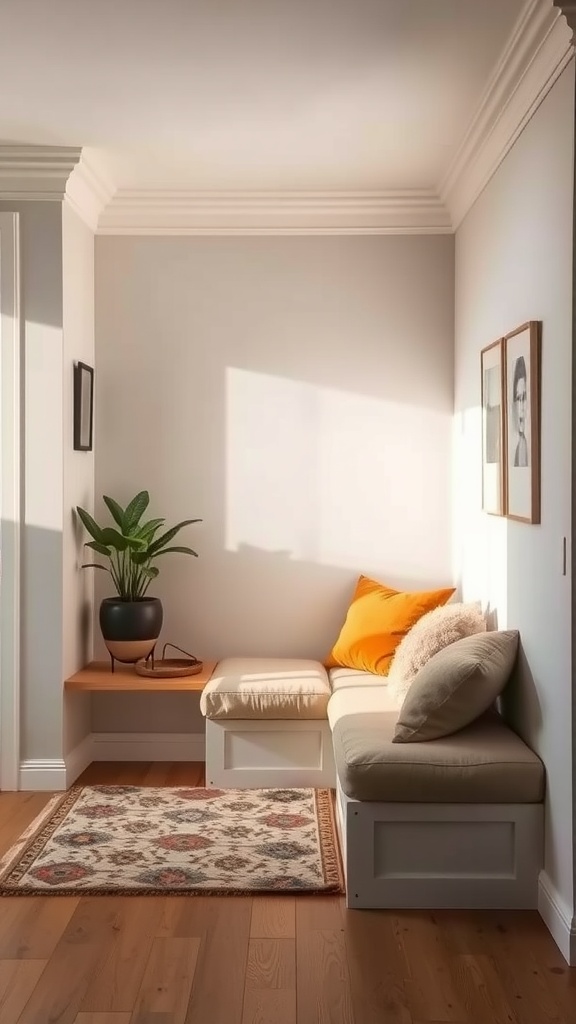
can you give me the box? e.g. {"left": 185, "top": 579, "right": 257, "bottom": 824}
{"left": 0, "top": 145, "right": 82, "bottom": 200}
{"left": 96, "top": 189, "right": 452, "bottom": 235}
{"left": 65, "top": 153, "right": 116, "bottom": 231}
{"left": 0, "top": 148, "right": 451, "bottom": 236}
{"left": 0, "top": 145, "right": 114, "bottom": 232}
{"left": 555, "top": 3, "right": 576, "bottom": 31}
{"left": 3, "top": 4, "right": 570, "bottom": 236}
{"left": 442, "top": 0, "right": 574, "bottom": 229}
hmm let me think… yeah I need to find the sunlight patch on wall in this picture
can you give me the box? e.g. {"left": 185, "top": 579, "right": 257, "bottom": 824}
{"left": 225, "top": 366, "right": 317, "bottom": 561}
{"left": 25, "top": 322, "right": 64, "bottom": 532}
{"left": 453, "top": 404, "right": 507, "bottom": 626}
{"left": 225, "top": 367, "right": 452, "bottom": 583}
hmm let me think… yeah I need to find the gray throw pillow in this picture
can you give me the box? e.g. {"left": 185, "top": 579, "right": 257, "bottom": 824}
{"left": 393, "top": 630, "right": 519, "bottom": 743}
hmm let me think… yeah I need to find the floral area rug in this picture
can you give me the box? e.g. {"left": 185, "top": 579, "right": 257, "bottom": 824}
{"left": 0, "top": 785, "right": 343, "bottom": 896}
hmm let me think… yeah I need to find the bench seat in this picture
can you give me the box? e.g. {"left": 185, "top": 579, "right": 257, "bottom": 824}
{"left": 329, "top": 686, "right": 544, "bottom": 910}
{"left": 201, "top": 656, "right": 545, "bottom": 908}
{"left": 202, "top": 657, "right": 335, "bottom": 788}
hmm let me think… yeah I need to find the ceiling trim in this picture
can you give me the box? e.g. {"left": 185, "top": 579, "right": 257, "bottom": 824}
{"left": 96, "top": 189, "right": 452, "bottom": 235}
{"left": 0, "top": 145, "right": 82, "bottom": 200}
{"left": 1, "top": 1, "right": 572, "bottom": 235}
{"left": 442, "top": 0, "right": 574, "bottom": 228}
{"left": 65, "top": 154, "right": 116, "bottom": 231}
{"left": 555, "top": 3, "right": 576, "bottom": 30}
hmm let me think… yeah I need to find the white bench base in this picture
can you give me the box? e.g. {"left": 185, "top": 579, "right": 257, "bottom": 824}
{"left": 205, "top": 718, "right": 337, "bottom": 789}
{"left": 336, "top": 781, "right": 543, "bottom": 910}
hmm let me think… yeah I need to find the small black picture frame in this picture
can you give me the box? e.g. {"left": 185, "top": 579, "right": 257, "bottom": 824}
{"left": 73, "top": 361, "right": 94, "bottom": 451}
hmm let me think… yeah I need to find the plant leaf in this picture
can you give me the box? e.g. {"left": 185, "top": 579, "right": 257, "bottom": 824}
{"left": 76, "top": 506, "right": 105, "bottom": 544}
{"left": 124, "top": 491, "right": 150, "bottom": 531}
{"left": 141, "top": 566, "right": 160, "bottom": 579}
{"left": 103, "top": 495, "right": 126, "bottom": 531}
{"left": 80, "top": 563, "right": 110, "bottom": 571}
{"left": 100, "top": 527, "right": 129, "bottom": 551}
{"left": 153, "top": 545, "right": 198, "bottom": 557}
{"left": 129, "top": 551, "right": 150, "bottom": 565}
{"left": 124, "top": 535, "right": 148, "bottom": 550}
{"left": 85, "top": 540, "right": 111, "bottom": 557}
{"left": 148, "top": 519, "right": 202, "bottom": 556}
{"left": 135, "top": 518, "right": 165, "bottom": 541}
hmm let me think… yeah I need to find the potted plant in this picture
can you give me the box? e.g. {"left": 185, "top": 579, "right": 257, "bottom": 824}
{"left": 76, "top": 490, "right": 201, "bottom": 670}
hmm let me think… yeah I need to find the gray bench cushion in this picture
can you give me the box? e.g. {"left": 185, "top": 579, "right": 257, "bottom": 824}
{"left": 331, "top": 709, "right": 544, "bottom": 803}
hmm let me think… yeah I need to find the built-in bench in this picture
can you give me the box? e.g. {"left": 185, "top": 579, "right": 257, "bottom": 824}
{"left": 201, "top": 658, "right": 336, "bottom": 789}
{"left": 200, "top": 657, "right": 545, "bottom": 910}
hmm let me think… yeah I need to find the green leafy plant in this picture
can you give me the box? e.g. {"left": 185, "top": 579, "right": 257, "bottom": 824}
{"left": 76, "top": 490, "right": 201, "bottom": 601}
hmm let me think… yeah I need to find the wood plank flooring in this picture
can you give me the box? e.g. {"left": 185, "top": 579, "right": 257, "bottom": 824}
{"left": 0, "top": 762, "right": 574, "bottom": 1024}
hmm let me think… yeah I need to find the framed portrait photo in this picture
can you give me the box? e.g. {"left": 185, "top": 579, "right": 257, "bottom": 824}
{"left": 73, "top": 361, "right": 94, "bottom": 452}
{"left": 504, "top": 321, "right": 541, "bottom": 524}
{"left": 480, "top": 339, "right": 505, "bottom": 516}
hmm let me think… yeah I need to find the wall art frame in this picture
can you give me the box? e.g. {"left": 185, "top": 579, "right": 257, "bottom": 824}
{"left": 480, "top": 338, "right": 506, "bottom": 516}
{"left": 504, "top": 320, "right": 541, "bottom": 524}
{"left": 73, "top": 361, "right": 94, "bottom": 452}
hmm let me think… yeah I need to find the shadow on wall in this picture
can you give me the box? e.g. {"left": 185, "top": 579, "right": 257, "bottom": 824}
{"left": 13, "top": 522, "right": 92, "bottom": 761}
{"left": 95, "top": 234, "right": 455, "bottom": 414}
{"left": 498, "top": 645, "right": 543, "bottom": 747}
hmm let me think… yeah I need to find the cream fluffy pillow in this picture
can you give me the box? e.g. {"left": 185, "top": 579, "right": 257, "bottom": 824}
{"left": 387, "top": 602, "right": 486, "bottom": 704}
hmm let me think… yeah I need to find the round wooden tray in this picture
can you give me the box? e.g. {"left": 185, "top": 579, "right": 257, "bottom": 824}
{"left": 135, "top": 643, "right": 203, "bottom": 679}
{"left": 135, "top": 658, "right": 203, "bottom": 679}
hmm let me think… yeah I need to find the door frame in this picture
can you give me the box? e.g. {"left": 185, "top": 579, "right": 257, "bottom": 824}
{"left": 0, "top": 212, "right": 21, "bottom": 790}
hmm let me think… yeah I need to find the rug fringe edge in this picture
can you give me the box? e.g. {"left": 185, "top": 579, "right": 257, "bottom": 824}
{"left": 0, "top": 786, "right": 84, "bottom": 887}
{"left": 0, "top": 791, "right": 70, "bottom": 878}
{"left": 0, "top": 883, "right": 344, "bottom": 897}
{"left": 315, "top": 788, "right": 345, "bottom": 892}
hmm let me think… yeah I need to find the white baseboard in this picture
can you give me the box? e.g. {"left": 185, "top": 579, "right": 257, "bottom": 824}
{"left": 538, "top": 871, "right": 576, "bottom": 965}
{"left": 91, "top": 732, "right": 206, "bottom": 763}
{"left": 64, "top": 731, "right": 206, "bottom": 784}
{"left": 23, "top": 733, "right": 207, "bottom": 791}
{"left": 19, "top": 759, "right": 67, "bottom": 791}
{"left": 66, "top": 735, "right": 94, "bottom": 788}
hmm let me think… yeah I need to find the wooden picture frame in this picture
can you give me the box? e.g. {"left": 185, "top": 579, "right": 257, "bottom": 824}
{"left": 480, "top": 339, "right": 505, "bottom": 516}
{"left": 504, "top": 321, "right": 541, "bottom": 524}
{"left": 73, "top": 361, "right": 94, "bottom": 451}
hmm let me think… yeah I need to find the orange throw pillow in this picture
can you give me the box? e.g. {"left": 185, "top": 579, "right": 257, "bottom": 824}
{"left": 326, "top": 575, "right": 455, "bottom": 676}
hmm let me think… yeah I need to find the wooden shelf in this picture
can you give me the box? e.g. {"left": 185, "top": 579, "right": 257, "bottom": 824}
{"left": 65, "top": 659, "right": 218, "bottom": 692}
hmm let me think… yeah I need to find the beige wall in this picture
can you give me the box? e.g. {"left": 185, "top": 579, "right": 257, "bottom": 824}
{"left": 94, "top": 234, "right": 455, "bottom": 732}
{"left": 62, "top": 202, "right": 95, "bottom": 756}
{"left": 454, "top": 62, "right": 575, "bottom": 922}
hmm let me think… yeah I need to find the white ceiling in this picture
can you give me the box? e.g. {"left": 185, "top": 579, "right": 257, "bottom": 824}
{"left": 0, "top": 0, "right": 525, "bottom": 193}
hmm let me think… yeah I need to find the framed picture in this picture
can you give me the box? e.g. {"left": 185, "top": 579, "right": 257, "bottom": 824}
{"left": 73, "top": 361, "right": 94, "bottom": 451}
{"left": 504, "top": 321, "right": 541, "bottom": 524}
{"left": 480, "top": 339, "right": 505, "bottom": 516}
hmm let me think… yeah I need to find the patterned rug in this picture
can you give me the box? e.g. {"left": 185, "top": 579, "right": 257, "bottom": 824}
{"left": 0, "top": 785, "right": 343, "bottom": 896}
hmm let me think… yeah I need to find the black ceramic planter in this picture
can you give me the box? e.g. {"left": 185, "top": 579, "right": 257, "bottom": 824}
{"left": 100, "top": 597, "right": 163, "bottom": 671}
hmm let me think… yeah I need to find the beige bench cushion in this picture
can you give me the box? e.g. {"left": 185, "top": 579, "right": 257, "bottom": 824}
{"left": 328, "top": 683, "right": 399, "bottom": 720}
{"left": 330, "top": 687, "right": 544, "bottom": 802}
{"left": 200, "top": 657, "right": 330, "bottom": 720}
{"left": 328, "top": 667, "right": 395, "bottom": 693}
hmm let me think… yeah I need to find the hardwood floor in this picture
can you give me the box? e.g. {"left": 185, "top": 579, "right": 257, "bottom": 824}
{"left": 0, "top": 763, "right": 574, "bottom": 1024}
